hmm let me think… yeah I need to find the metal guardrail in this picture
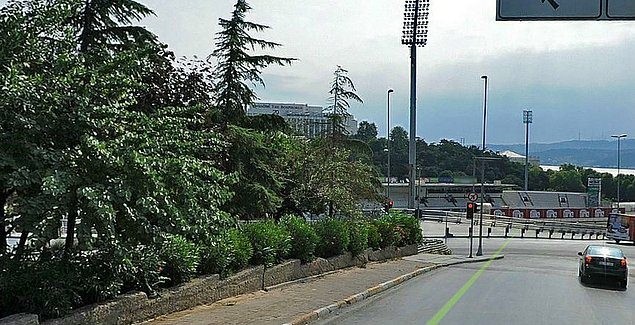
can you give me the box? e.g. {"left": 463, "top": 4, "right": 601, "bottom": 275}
{"left": 419, "top": 209, "right": 608, "bottom": 237}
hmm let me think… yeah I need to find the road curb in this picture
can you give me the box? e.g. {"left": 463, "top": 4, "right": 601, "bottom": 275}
{"left": 283, "top": 255, "right": 504, "bottom": 325}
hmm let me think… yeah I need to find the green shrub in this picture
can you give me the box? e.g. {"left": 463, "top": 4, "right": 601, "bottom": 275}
{"left": 199, "top": 236, "right": 231, "bottom": 276}
{"left": 373, "top": 219, "right": 398, "bottom": 248}
{"left": 199, "top": 229, "right": 253, "bottom": 277}
{"left": 244, "top": 220, "right": 291, "bottom": 266}
{"left": 383, "top": 212, "right": 423, "bottom": 246}
{"left": 75, "top": 250, "right": 124, "bottom": 305}
{"left": 0, "top": 247, "right": 137, "bottom": 320}
{"left": 115, "top": 244, "right": 164, "bottom": 296}
{"left": 0, "top": 255, "right": 78, "bottom": 320}
{"left": 314, "top": 218, "right": 350, "bottom": 258}
{"left": 282, "top": 215, "right": 319, "bottom": 263}
{"left": 348, "top": 221, "right": 369, "bottom": 256}
{"left": 227, "top": 228, "right": 253, "bottom": 270}
{"left": 367, "top": 222, "right": 381, "bottom": 250}
{"left": 159, "top": 234, "right": 200, "bottom": 286}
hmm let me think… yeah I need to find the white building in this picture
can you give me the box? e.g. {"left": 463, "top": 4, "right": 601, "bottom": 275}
{"left": 248, "top": 102, "right": 358, "bottom": 138}
{"left": 500, "top": 150, "right": 540, "bottom": 166}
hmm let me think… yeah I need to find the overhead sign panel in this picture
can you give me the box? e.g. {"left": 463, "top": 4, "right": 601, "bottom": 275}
{"left": 607, "top": 0, "right": 635, "bottom": 18}
{"left": 497, "top": 0, "right": 635, "bottom": 20}
{"left": 498, "top": 0, "right": 601, "bottom": 20}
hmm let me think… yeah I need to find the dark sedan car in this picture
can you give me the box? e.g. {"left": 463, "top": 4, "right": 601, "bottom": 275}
{"left": 578, "top": 245, "right": 628, "bottom": 289}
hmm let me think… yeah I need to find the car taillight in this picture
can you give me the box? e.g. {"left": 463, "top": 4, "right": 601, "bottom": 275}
{"left": 585, "top": 256, "right": 592, "bottom": 264}
{"left": 621, "top": 258, "right": 627, "bottom": 267}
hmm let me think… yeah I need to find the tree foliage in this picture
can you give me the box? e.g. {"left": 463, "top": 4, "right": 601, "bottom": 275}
{"left": 211, "top": 0, "right": 295, "bottom": 123}
{"left": 327, "top": 65, "right": 362, "bottom": 137}
{"left": 0, "top": 0, "right": 388, "bottom": 319}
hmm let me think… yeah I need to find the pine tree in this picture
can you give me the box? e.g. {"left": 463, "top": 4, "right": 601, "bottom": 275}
{"left": 66, "top": 0, "right": 157, "bottom": 55}
{"left": 327, "top": 65, "right": 363, "bottom": 137}
{"left": 211, "top": 0, "right": 295, "bottom": 124}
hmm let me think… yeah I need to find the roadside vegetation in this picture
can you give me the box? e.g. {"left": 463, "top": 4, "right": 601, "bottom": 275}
{"left": 0, "top": 0, "right": 389, "bottom": 320}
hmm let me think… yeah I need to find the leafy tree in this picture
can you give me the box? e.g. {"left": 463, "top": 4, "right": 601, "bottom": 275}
{"left": 211, "top": 0, "right": 295, "bottom": 124}
{"left": 55, "top": 0, "right": 159, "bottom": 254}
{"left": 289, "top": 139, "right": 381, "bottom": 217}
{"left": 223, "top": 126, "right": 289, "bottom": 219}
{"left": 548, "top": 168, "right": 585, "bottom": 192}
{"left": 528, "top": 166, "right": 549, "bottom": 191}
{"left": 327, "top": 65, "right": 363, "bottom": 137}
{"left": 0, "top": 0, "right": 80, "bottom": 255}
{"left": 389, "top": 126, "right": 410, "bottom": 180}
{"left": 354, "top": 121, "right": 378, "bottom": 143}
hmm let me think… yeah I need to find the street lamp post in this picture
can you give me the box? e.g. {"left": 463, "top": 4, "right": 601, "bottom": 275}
{"left": 387, "top": 89, "right": 394, "bottom": 199}
{"left": 523, "top": 110, "right": 533, "bottom": 191}
{"left": 476, "top": 75, "right": 488, "bottom": 257}
{"left": 402, "top": 0, "right": 430, "bottom": 209}
{"left": 611, "top": 134, "right": 627, "bottom": 211}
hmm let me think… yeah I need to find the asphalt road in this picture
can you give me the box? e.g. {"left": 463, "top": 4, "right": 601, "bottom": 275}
{"left": 317, "top": 238, "right": 635, "bottom": 325}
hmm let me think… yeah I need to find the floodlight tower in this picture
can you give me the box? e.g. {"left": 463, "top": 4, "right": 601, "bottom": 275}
{"left": 523, "top": 110, "right": 533, "bottom": 191}
{"left": 402, "top": 0, "right": 430, "bottom": 209}
{"left": 611, "top": 134, "right": 627, "bottom": 211}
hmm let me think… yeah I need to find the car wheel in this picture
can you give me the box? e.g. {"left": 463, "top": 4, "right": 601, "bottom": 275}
{"left": 615, "top": 239, "right": 621, "bottom": 244}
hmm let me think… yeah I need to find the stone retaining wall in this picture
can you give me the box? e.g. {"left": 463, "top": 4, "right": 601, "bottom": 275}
{"left": 3, "top": 244, "right": 417, "bottom": 325}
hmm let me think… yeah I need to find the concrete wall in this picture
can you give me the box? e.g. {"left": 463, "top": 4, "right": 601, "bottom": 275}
{"left": 31, "top": 244, "right": 418, "bottom": 325}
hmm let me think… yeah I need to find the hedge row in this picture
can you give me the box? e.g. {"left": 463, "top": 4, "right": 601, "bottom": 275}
{"left": 0, "top": 212, "right": 421, "bottom": 320}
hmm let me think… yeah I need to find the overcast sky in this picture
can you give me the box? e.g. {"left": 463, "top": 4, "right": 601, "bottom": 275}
{"left": 5, "top": 0, "right": 635, "bottom": 144}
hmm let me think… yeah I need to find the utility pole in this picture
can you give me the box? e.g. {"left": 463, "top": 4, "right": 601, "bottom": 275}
{"left": 476, "top": 75, "right": 488, "bottom": 257}
{"left": 611, "top": 134, "right": 627, "bottom": 211}
{"left": 402, "top": 0, "right": 430, "bottom": 209}
{"left": 387, "top": 89, "right": 394, "bottom": 199}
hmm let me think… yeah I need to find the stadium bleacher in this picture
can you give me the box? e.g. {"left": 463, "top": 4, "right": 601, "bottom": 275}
{"left": 526, "top": 191, "right": 561, "bottom": 208}
{"left": 501, "top": 192, "right": 528, "bottom": 208}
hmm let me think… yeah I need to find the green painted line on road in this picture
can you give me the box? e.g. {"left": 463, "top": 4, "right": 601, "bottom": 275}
{"left": 426, "top": 240, "right": 510, "bottom": 325}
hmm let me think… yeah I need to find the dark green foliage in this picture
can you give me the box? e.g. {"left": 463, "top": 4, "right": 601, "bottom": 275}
{"left": 199, "top": 229, "right": 253, "bottom": 277}
{"left": 382, "top": 212, "right": 423, "bottom": 246}
{"left": 0, "top": 255, "right": 79, "bottom": 319}
{"left": 227, "top": 228, "right": 253, "bottom": 270}
{"left": 0, "top": 0, "right": 386, "bottom": 319}
{"left": 199, "top": 236, "right": 232, "bottom": 277}
{"left": 347, "top": 221, "right": 369, "bottom": 256}
{"left": 366, "top": 222, "right": 382, "bottom": 250}
{"left": 113, "top": 244, "right": 164, "bottom": 295}
{"left": 314, "top": 218, "right": 350, "bottom": 258}
{"left": 244, "top": 221, "right": 291, "bottom": 266}
{"left": 159, "top": 235, "right": 200, "bottom": 286}
{"left": 373, "top": 219, "right": 399, "bottom": 249}
{"left": 282, "top": 215, "right": 318, "bottom": 263}
{"left": 0, "top": 245, "right": 161, "bottom": 320}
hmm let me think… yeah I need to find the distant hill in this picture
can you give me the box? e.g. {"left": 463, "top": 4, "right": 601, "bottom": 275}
{"left": 490, "top": 139, "right": 635, "bottom": 169}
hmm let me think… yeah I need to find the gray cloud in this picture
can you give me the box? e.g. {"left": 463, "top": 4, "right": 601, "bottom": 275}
{"left": 3, "top": 0, "right": 633, "bottom": 145}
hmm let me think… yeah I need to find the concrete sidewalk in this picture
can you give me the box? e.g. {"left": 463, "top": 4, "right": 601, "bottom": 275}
{"left": 143, "top": 253, "right": 501, "bottom": 325}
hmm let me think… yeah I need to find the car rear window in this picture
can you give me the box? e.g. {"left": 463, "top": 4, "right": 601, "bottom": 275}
{"left": 587, "top": 246, "right": 624, "bottom": 258}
